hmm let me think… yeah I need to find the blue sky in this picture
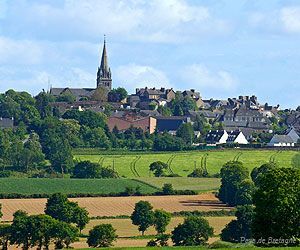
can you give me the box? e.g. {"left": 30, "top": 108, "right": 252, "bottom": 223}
{"left": 0, "top": 0, "right": 300, "bottom": 108}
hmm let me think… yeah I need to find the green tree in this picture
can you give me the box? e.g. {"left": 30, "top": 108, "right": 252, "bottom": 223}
{"left": 153, "top": 209, "right": 171, "bottom": 234}
{"left": 176, "top": 123, "right": 194, "bottom": 145}
{"left": 53, "top": 221, "right": 78, "bottom": 249}
{"left": 235, "top": 179, "right": 254, "bottom": 205}
{"left": 81, "top": 127, "right": 111, "bottom": 149}
{"left": 108, "top": 87, "right": 128, "bottom": 102}
{"left": 56, "top": 92, "right": 76, "bottom": 103}
{"left": 87, "top": 224, "right": 117, "bottom": 248}
{"left": 0, "top": 224, "right": 10, "bottom": 250}
{"left": 221, "top": 205, "right": 254, "bottom": 243}
{"left": 9, "top": 210, "right": 31, "bottom": 250}
{"left": 73, "top": 161, "right": 102, "bottom": 178}
{"left": 251, "top": 162, "right": 277, "bottom": 186}
{"left": 171, "top": 216, "right": 213, "bottom": 246}
{"left": 252, "top": 168, "right": 300, "bottom": 246}
{"left": 218, "top": 161, "right": 249, "bottom": 206}
{"left": 131, "top": 201, "right": 154, "bottom": 235}
{"left": 149, "top": 161, "right": 169, "bottom": 177}
{"left": 162, "top": 183, "right": 174, "bottom": 195}
{"left": 35, "top": 91, "right": 55, "bottom": 118}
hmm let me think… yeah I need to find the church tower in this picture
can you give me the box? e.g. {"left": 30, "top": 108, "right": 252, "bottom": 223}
{"left": 96, "top": 37, "right": 112, "bottom": 90}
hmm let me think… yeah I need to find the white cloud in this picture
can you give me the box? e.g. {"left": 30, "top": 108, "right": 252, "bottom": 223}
{"left": 6, "top": 0, "right": 231, "bottom": 43}
{"left": 115, "top": 64, "right": 171, "bottom": 91}
{"left": 180, "top": 64, "right": 237, "bottom": 91}
{"left": 280, "top": 7, "right": 300, "bottom": 33}
{"left": 0, "top": 37, "right": 43, "bottom": 64}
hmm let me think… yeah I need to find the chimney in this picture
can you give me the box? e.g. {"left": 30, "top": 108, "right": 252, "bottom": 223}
{"left": 191, "top": 89, "right": 195, "bottom": 92}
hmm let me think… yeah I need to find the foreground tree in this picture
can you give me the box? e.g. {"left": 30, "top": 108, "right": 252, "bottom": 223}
{"left": 221, "top": 205, "right": 254, "bottom": 243}
{"left": 87, "top": 224, "right": 117, "bottom": 248}
{"left": 171, "top": 216, "right": 213, "bottom": 246}
{"left": 131, "top": 201, "right": 154, "bottom": 235}
{"left": 218, "top": 161, "right": 249, "bottom": 206}
{"left": 0, "top": 224, "right": 10, "bottom": 250}
{"left": 252, "top": 168, "right": 300, "bottom": 246}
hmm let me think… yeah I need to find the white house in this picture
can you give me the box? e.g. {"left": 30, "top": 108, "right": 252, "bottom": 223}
{"left": 206, "top": 130, "right": 228, "bottom": 145}
{"left": 268, "top": 135, "right": 295, "bottom": 147}
{"left": 286, "top": 127, "right": 299, "bottom": 143}
{"left": 226, "top": 130, "right": 249, "bottom": 144}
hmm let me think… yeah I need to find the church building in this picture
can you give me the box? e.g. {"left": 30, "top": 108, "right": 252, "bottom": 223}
{"left": 50, "top": 38, "right": 112, "bottom": 101}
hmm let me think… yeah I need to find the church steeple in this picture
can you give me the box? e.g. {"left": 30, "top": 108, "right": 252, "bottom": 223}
{"left": 97, "top": 35, "right": 112, "bottom": 90}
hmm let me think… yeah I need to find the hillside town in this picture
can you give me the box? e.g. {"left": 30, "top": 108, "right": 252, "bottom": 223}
{"left": 42, "top": 40, "right": 300, "bottom": 148}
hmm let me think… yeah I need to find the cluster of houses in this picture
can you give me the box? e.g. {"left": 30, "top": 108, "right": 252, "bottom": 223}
{"left": 2, "top": 39, "right": 299, "bottom": 148}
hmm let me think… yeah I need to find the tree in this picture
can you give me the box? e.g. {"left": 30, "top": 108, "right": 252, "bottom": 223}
{"left": 153, "top": 133, "right": 184, "bottom": 151}
{"left": 56, "top": 92, "right": 76, "bottom": 103}
{"left": 251, "top": 162, "right": 277, "bottom": 186}
{"left": 162, "top": 183, "right": 174, "bottom": 195}
{"left": 35, "top": 91, "right": 55, "bottom": 118}
{"left": 108, "top": 87, "right": 128, "bottom": 102}
{"left": 9, "top": 210, "right": 31, "bottom": 250}
{"left": 235, "top": 179, "right": 254, "bottom": 205}
{"left": 171, "top": 216, "right": 213, "bottom": 246}
{"left": 87, "top": 224, "right": 117, "bottom": 248}
{"left": 176, "top": 123, "right": 194, "bottom": 145}
{"left": 45, "top": 193, "right": 90, "bottom": 232}
{"left": 218, "top": 161, "right": 249, "bottom": 206}
{"left": 153, "top": 209, "right": 171, "bottom": 234}
{"left": 53, "top": 221, "right": 78, "bottom": 249}
{"left": 81, "top": 127, "right": 111, "bottom": 149}
{"left": 252, "top": 168, "right": 300, "bottom": 246}
{"left": 149, "top": 161, "right": 168, "bottom": 177}
{"left": 131, "top": 201, "right": 154, "bottom": 235}
{"left": 221, "top": 205, "right": 254, "bottom": 242}
{"left": 73, "top": 161, "right": 102, "bottom": 178}
{"left": 0, "top": 224, "right": 10, "bottom": 250}
{"left": 91, "top": 86, "right": 109, "bottom": 102}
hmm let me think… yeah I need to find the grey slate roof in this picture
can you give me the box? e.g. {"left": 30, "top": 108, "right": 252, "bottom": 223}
{"left": 226, "top": 130, "right": 241, "bottom": 143}
{"left": 206, "top": 130, "right": 226, "bottom": 144}
{"left": 50, "top": 87, "right": 95, "bottom": 100}
{"left": 270, "top": 135, "right": 294, "bottom": 144}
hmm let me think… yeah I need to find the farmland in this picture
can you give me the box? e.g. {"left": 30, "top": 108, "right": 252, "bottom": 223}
{"left": 74, "top": 149, "right": 298, "bottom": 178}
{"left": 0, "top": 178, "right": 158, "bottom": 196}
{"left": 0, "top": 193, "right": 231, "bottom": 221}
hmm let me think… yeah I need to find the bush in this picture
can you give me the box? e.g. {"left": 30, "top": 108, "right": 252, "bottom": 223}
{"left": 162, "top": 183, "right": 174, "bottom": 195}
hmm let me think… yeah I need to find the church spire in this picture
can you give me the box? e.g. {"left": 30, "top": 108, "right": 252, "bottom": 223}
{"left": 97, "top": 35, "right": 112, "bottom": 90}
{"left": 100, "top": 35, "right": 109, "bottom": 73}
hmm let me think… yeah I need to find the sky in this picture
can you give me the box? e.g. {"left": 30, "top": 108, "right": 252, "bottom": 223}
{"left": 0, "top": 0, "right": 300, "bottom": 109}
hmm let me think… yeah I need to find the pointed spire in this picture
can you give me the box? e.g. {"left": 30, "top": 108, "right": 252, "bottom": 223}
{"left": 100, "top": 34, "right": 108, "bottom": 73}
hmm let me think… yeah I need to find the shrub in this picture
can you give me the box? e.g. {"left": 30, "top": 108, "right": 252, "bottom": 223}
{"left": 87, "top": 224, "right": 117, "bottom": 248}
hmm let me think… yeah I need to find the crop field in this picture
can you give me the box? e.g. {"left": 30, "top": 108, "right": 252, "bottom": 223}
{"left": 74, "top": 149, "right": 298, "bottom": 178}
{"left": 0, "top": 178, "right": 158, "bottom": 195}
{"left": 0, "top": 193, "right": 231, "bottom": 221}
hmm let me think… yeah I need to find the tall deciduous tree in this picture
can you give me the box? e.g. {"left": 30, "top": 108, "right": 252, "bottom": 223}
{"left": 87, "top": 224, "right": 117, "bottom": 248}
{"left": 131, "top": 201, "right": 154, "bottom": 235}
{"left": 153, "top": 209, "right": 171, "bottom": 234}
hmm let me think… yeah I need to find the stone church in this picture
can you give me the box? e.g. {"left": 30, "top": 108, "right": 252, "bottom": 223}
{"left": 50, "top": 38, "right": 112, "bottom": 101}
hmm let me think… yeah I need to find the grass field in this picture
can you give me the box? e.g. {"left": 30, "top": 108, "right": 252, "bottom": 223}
{"left": 80, "top": 247, "right": 300, "bottom": 250}
{"left": 0, "top": 178, "right": 158, "bottom": 195}
{"left": 74, "top": 149, "right": 298, "bottom": 178}
{"left": 137, "top": 177, "right": 220, "bottom": 192}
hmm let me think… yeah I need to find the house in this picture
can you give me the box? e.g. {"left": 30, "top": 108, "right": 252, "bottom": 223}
{"left": 155, "top": 116, "right": 191, "bottom": 132}
{"left": 50, "top": 88, "right": 95, "bottom": 101}
{"left": 0, "top": 118, "right": 14, "bottom": 129}
{"left": 286, "top": 127, "right": 299, "bottom": 143}
{"left": 268, "top": 135, "right": 295, "bottom": 147}
{"left": 107, "top": 115, "right": 157, "bottom": 134}
{"left": 226, "top": 130, "right": 249, "bottom": 144}
{"left": 135, "top": 87, "right": 176, "bottom": 102}
{"left": 206, "top": 130, "right": 228, "bottom": 145}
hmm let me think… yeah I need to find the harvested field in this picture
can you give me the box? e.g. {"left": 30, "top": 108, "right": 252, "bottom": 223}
{"left": 83, "top": 216, "right": 234, "bottom": 237}
{"left": 0, "top": 193, "right": 231, "bottom": 221}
